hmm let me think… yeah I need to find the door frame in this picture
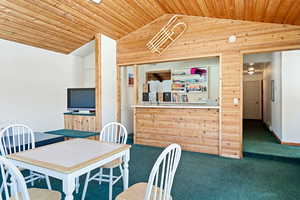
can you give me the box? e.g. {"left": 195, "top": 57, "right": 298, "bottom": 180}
{"left": 240, "top": 46, "right": 300, "bottom": 157}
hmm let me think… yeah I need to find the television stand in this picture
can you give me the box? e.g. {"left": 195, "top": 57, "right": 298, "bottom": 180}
{"left": 63, "top": 112, "right": 98, "bottom": 133}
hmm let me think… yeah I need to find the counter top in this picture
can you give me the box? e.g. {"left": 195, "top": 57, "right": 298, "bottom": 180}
{"left": 132, "top": 104, "right": 219, "bottom": 109}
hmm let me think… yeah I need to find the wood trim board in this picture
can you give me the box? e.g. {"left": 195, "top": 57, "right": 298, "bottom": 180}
{"left": 115, "top": 64, "right": 121, "bottom": 123}
{"left": 95, "top": 33, "right": 102, "bottom": 131}
{"left": 7, "top": 139, "right": 131, "bottom": 174}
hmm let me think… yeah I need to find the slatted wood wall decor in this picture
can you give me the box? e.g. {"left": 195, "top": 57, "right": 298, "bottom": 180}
{"left": 146, "top": 15, "right": 187, "bottom": 55}
{"left": 118, "top": 14, "right": 300, "bottom": 159}
{"left": 1, "top": 0, "right": 300, "bottom": 54}
{"left": 135, "top": 108, "right": 220, "bottom": 155}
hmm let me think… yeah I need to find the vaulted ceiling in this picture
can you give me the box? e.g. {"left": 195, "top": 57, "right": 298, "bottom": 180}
{"left": 0, "top": 0, "right": 299, "bottom": 54}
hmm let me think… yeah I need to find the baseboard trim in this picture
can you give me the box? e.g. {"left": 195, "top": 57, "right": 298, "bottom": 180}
{"left": 281, "top": 141, "right": 300, "bottom": 146}
{"left": 271, "top": 131, "right": 282, "bottom": 144}
{"left": 268, "top": 126, "right": 300, "bottom": 146}
{"left": 261, "top": 121, "right": 300, "bottom": 147}
{"left": 263, "top": 122, "right": 282, "bottom": 144}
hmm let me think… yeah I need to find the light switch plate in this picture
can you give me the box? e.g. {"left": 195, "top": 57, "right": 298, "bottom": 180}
{"left": 233, "top": 98, "right": 239, "bottom": 105}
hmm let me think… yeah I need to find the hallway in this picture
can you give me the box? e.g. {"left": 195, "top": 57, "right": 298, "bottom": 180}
{"left": 243, "top": 120, "right": 300, "bottom": 159}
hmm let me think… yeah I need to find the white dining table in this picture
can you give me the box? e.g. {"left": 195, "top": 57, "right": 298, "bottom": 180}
{"left": 7, "top": 138, "right": 131, "bottom": 200}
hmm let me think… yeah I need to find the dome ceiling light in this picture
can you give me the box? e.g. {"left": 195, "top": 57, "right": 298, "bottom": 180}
{"left": 90, "top": 0, "right": 102, "bottom": 3}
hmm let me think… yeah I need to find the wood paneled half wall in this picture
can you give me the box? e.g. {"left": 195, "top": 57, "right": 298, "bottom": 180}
{"left": 117, "top": 14, "right": 300, "bottom": 159}
{"left": 135, "top": 108, "right": 219, "bottom": 155}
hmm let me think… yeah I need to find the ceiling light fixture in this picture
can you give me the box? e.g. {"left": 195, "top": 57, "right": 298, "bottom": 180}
{"left": 90, "top": 0, "right": 102, "bottom": 3}
{"left": 248, "top": 67, "right": 255, "bottom": 75}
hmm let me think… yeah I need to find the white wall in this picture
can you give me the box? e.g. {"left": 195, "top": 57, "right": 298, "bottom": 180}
{"left": 78, "top": 35, "right": 116, "bottom": 127}
{"left": 270, "top": 52, "right": 282, "bottom": 139}
{"left": 101, "top": 35, "right": 116, "bottom": 126}
{"left": 263, "top": 63, "right": 272, "bottom": 127}
{"left": 259, "top": 50, "right": 300, "bottom": 143}
{"left": 281, "top": 50, "right": 300, "bottom": 143}
{"left": 121, "top": 67, "right": 134, "bottom": 133}
{"left": 82, "top": 52, "right": 95, "bottom": 87}
{"left": 0, "top": 39, "right": 83, "bottom": 132}
{"left": 260, "top": 53, "right": 282, "bottom": 139}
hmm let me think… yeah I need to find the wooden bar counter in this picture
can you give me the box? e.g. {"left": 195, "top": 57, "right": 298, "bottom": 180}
{"left": 133, "top": 105, "right": 220, "bottom": 155}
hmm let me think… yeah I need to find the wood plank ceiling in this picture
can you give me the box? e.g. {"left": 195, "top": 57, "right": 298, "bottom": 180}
{"left": 0, "top": 0, "right": 299, "bottom": 54}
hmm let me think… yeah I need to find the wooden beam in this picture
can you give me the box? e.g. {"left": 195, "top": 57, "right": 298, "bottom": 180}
{"left": 133, "top": 65, "right": 139, "bottom": 105}
{"left": 218, "top": 54, "right": 223, "bottom": 156}
{"left": 95, "top": 33, "right": 102, "bottom": 131}
{"left": 133, "top": 64, "right": 140, "bottom": 144}
{"left": 115, "top": 64, "right": 121, "bottom": 123}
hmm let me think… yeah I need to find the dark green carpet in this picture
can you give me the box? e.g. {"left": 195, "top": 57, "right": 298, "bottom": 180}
{"left": 243, "top": 120, "right": 300, "bottom": 159}
{"left": 45, "top": 129, "right": 98, "bottom": 138}
{"left": 15, "top": 144, "right": 300, "bottom": 200}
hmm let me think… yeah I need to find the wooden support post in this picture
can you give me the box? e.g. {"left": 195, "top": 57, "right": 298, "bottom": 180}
{"left": 95, "top": 33, "right": 101, "bottom": 132}
{"left": 115, "top": 65, "right": 121, "bottom": 123}
{"left": 133, "top": 65, "right": 139, "bottom": 143}
{"left": 218, "top": 54, "right": 223, "bottom": 156}
{"left": 133, "top": 65, "right": 139, "bottom": 105}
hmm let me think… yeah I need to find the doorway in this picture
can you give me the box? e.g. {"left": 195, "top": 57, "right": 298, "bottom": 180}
{"left": 242, "top": 51, "right": 300, "bottom": 159}
{"left": 120, "top": 66, "right": 134, "bottom": 144}
{"left": 243, "top": 80, "right": 262, "bottom": 120}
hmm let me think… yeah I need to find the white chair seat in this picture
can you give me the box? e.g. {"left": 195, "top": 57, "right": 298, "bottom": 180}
{"left": 101, "top": 158, "right": 122, "bottom": 168}
{"left": 10, "top": 188, "right": 61, "bottom": 200}
{"left": 116, "top": 183, "right": 173, "bottom": 200}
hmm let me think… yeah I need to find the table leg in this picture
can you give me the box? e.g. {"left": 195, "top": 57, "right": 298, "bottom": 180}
{"left": 63, "top": 176, "right": 75, "bottom": 200}
{"left": 123, "top": 149, "right": 130, "bottom": 190}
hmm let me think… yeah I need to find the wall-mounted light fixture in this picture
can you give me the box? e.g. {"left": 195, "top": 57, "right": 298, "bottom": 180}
{"left": 228, "top": 35, "right": 237, "bottom": 43}
{"left": 248, "top": 67, "right": 255, "bottom": 75}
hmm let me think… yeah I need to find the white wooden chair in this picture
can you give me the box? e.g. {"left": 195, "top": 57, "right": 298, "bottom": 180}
{"left": 0, "top": 124, "right": 52, "bottom": 191}
{"left": 116, "top": 144, "right": 182, "bottom": 200}
{"left": 81, "top": 122, "right": 128, "bottom": 200}
{"left": 0, "top": 156, "right": 61, "bottom": 200}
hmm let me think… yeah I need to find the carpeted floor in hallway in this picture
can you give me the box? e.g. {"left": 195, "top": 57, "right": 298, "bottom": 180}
{"left": 243, "top": 119, "right": 300, "bottom": 159}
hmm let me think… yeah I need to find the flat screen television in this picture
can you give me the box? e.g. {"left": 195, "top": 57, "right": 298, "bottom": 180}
{"left": 67, "top": 88, "right": 95, "bottom": 111}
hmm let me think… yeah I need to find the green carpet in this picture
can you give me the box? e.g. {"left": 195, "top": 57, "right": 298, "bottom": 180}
{"left": 14, "top": 144, "right": 300, "bottom": 200}
{"left": 45, "top": 129, "right": 98, "bottom": 138}
{"left": 243, "top": 120, "right": 300, "bottom": 159}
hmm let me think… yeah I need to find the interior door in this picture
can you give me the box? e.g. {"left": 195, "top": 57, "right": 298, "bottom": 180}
{"left": 243, "top": 80, "right": 262, "bottom": 119}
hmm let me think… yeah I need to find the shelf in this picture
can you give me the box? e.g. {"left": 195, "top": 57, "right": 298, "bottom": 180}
{"left": 64, "top": 112, "right": 96, "bottom": 116}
